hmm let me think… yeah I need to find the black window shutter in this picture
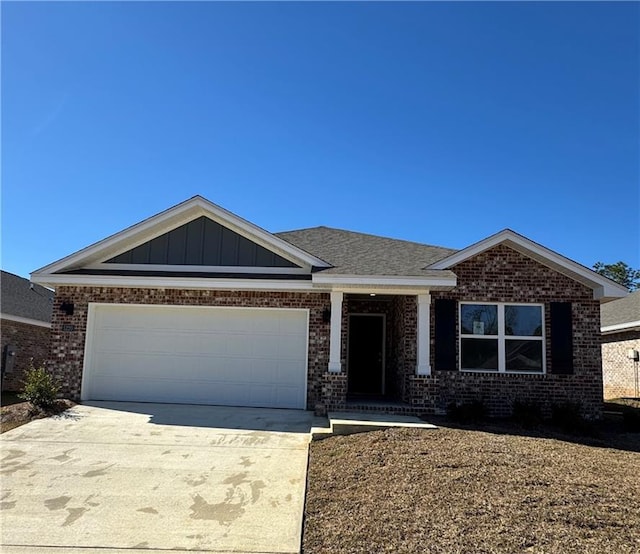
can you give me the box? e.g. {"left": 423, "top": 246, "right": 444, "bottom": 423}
{"left": 434, "top": 299, "right": 457, "bottom": 371}
{"left": 550, "top": 302, "right": 573, "bottom": 374}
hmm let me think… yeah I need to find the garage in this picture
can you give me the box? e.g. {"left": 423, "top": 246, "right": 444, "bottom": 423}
{"left": 82, "top": 304, "right": 309, "bottom": 409}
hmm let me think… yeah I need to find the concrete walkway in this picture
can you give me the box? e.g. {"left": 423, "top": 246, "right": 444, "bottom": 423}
{"left": 1, "top": 402, "right": 313, "bottom": 553}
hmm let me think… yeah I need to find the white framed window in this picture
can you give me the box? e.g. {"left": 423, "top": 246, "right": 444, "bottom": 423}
{"left": 459, "top": 302, "right": 545, "bottom": 373}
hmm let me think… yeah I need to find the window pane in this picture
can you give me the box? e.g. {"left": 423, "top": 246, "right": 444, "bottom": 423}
{"left": 461, "top": 304, "right": 498, "bottom": 335}
{"left": 461, "top": 338, "right": 498, "bottom": 370}
{"left": 505, "top": 305, "right": 542, "bottom": 336}
{"left": 506, "top": 340, "right": 543, "bottom": 372}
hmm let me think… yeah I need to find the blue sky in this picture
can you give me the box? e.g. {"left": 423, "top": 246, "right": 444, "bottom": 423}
{"left": 2, "top": 1, "right": 638, "bottom": 279}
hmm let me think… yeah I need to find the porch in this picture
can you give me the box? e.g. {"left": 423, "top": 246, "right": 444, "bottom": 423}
{"left": 320, "top": 291, "right": 439, "bottom": 414}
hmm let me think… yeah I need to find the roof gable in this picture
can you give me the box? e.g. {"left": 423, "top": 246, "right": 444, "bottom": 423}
{"left": 427, "top": 229, "right": 628, "bottom": 301}
{"left": 32, "top": 196, "right": 330, "bottom": 280}
{"left": 106, "top": 216, "right": 298, "bottom": 268}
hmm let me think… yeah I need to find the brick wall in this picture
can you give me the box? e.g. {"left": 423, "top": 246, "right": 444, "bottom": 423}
{"left": 391, "top": 295, "right": 417, "bottom": 403}
{"left": 425, "top": 244, "right": 603, "bottom": 419}
{"left": 320, "top": 372, "right": 347, "bottom": 413}
{"left": 48, "top": 287, "right": 330, "bottom": 408}
{"left": 1, "top": 319, "right": 51, "bottom": 391}
{"left": 47, "top": 243, "right": 605, "bottom": 418}
{"left": 601, "top": 330, "right": 640, "bottom": 399}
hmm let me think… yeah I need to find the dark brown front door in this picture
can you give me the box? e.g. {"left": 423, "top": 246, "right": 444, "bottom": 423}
{"left": 347, "top": 314, "right": 384, "bottom": 396}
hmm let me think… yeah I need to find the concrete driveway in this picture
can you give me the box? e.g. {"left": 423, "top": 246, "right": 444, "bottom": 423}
{"left": 1, "top": 402, "right": 314, "bottom": 553}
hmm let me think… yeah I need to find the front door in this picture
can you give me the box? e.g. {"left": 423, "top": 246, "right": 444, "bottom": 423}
{"left": 347, "top": 314, "right": 385, "bottom": 396}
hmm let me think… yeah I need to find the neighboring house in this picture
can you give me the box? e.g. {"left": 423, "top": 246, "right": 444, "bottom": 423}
{"left": 601, "top": 290, "right": 640, "bottom": 399}
{"left": 1, "top": 270, "right": 54, "bottom": 391}
{"left": 31, "top": 196, "right": 627, "bottom": 418}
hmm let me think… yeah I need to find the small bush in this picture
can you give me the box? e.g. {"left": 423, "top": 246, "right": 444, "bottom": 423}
{"left": 551, "top": 401, "right": 594, "bottom": 435}
{"left": 512, "top": 400, "right": 543, "bottom": 429}
{"left": 19, "top": 364, "right": 60, "bottom": 410}
{"left": 447, "top": 399, "right": 487, "bottom": 424}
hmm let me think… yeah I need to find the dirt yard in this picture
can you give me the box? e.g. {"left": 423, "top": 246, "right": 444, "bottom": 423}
{"left": 1, "top": 393, "right": 75, "bottom": 433}
{"left": 303, "top": 423, "right": 640, "bottom": 554}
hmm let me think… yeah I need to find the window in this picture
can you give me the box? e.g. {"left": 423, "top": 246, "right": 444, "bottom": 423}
{"left": 460, "top": 303, "right": 544, "bottom": 373}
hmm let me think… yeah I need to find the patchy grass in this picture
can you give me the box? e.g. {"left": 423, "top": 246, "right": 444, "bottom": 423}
{"left": 303, "top": 422, "right": 640, "bottom": 554}
{"left": 1, "top": 393, "right": 75, "bottom": 433}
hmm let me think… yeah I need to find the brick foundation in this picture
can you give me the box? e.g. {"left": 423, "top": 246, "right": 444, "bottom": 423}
{"left": 1, "top": 319, "right": 51, "bottom": 392}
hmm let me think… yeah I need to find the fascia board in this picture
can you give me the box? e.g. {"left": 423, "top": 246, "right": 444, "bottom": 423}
{"left": 0, "top": 313, "right": 52, "bottom": 328}
{"left": 30, "top": 273, "right": 326, "bottom": 293}
{"left": 601, "top": 321, "right": 640, "bottom": 334}
{"left": 84, "top": 263, "right": 311, "bottom": 275}
{"left": 312, "top": 273, "right": 457, "bottom": 288}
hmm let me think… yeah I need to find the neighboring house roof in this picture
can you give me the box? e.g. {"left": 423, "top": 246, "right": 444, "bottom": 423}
{"left": 1, "top": 270, "right": 54, "bottom": 324}
{"left": 276, "top": 226, "right": 457, "bottom": 277}
{"left": 601, "top": 290, "right": 640, "bottom": 333}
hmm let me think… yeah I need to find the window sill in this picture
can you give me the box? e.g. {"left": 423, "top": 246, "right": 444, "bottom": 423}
{"left": 460, "top": 369, "right": 546, "bottom": 376}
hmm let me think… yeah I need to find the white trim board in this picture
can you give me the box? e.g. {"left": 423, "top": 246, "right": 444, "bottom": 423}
{"left": 31, "top": 271, "right": 455, "bottom": 294}
{"left": 312, "top": 274, "right": 456, "bottom": 289}
{"left": 601, "top": 320, "right": 640, "bottom": 334}
{"left": 30, "top": 273, "right": 323, "bottom": 293}
{"left": 427, "top": 229, "right": 628, "bottom": 301}
{"left": 0, "top": 313, "right": 52, "bottom": 328}
{"left": 85, "top": 263, "right": 310, "bottom": 275}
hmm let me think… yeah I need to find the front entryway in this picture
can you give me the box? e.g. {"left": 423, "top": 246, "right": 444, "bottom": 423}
{"left": 347, "top": 314, "right": 385, "bottom": 396}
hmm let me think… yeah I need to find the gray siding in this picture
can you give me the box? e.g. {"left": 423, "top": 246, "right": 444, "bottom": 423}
{"left": 106, "top": 217, "right": 299, "bottom": 268}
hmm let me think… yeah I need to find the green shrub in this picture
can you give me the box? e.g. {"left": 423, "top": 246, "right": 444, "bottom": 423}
{"left": 511, "top": 400, "right": 543, "bottom": 429}
{"left": 447, "top": 399, "right": 487, "bottom": 424}
{"left": 19, "top": 364, "right": 60, "bottom": 410}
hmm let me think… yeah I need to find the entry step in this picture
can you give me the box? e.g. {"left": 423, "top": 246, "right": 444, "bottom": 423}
{"left": 311, "top": 411, "right": 437, "bottom": 441}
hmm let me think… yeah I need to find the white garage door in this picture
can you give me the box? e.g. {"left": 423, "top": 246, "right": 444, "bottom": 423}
{"left": 82, "top": 304, "right": 308, "bottom": 409}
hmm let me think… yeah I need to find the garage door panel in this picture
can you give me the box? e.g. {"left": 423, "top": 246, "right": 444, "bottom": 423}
{"left": 275, "top": 314, "right": 308, "bottom": 335}
{"left": 277, "top": 360, "right": 305, "bottom": 381}
{"left": 84, "top": 305, "right": 308, "bottom": 409}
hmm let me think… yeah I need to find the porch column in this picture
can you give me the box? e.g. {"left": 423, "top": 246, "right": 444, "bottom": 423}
{"left": 328, "top": 291, "right": 343, "bottom": 372}
{"left": 416, "top": 293, "right": 431, "bottom": 376}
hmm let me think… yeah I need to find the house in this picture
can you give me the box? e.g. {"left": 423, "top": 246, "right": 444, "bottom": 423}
{"left": 601, "top": 290, "right": 640, "bottom": 399}
{"left": 30, "top": 196, "right": 627, "bottom": 418}
{"left": 1, "top": 270, "right": 54, "bottom": 391}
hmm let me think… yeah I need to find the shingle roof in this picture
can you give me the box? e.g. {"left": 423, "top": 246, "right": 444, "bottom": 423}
{"left": 1, "top": 271, "right": 54, "bottom": 323}
{"left": 601, "top": 289, "right": 640, "bottom": 328}
{"left": 275, "top": 226, "right": 457, "bottom": 277}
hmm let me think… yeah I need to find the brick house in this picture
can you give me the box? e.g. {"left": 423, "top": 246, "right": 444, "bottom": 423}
{"left": 1, "top": 270, "right": 54, "bottom": 391}
{"left": 601, "top": 290, "right": 640, "bottom": 399}
{"left": 31, "top": 196, "right": 627, "bottom": 418}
